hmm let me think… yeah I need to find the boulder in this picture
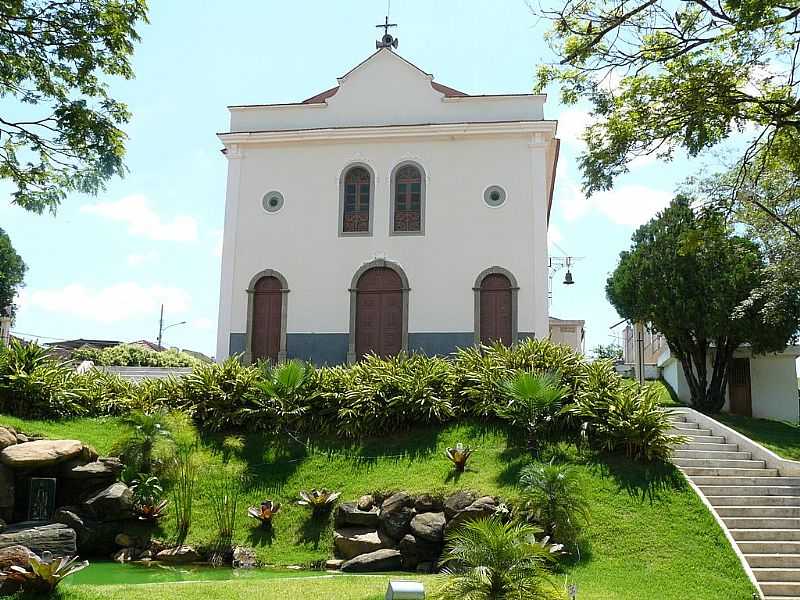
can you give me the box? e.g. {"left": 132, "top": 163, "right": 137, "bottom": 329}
{"left": 325, "top": 558, "right": 344, "bottom": 570}
{"left": 335, "top": 502, "right": 380, "bottom": 529}
{"left": 112, "top": 547, "right": 136, "bottom": 563}
{"left": 0, "top": 545, "right": 29, "bottom": 570}
{"left": 81, "top": 482, "right": 133, "bottom": 520}
{"left": 381, "top": 491, "right": 412, "bottom": 513}
{"left": 444, "top": 491, "right": 476, "bottom": 520}
{"left": 0, "top": 465, "right": 11, "bottom": 509}
{"left": 410, "top": 512, "right": 445, "bottom": 543}
{"left": 0, "top": 428, "right": 16, "bottom": 450}
{"left": 414, "top": 493, "right": 442, "bottom": 513}
{"left": 380, "top": 492, "right": 414, "bottom": 540}
{"left": 340, "top": 548, "right": 402, "bottom": 573}
{"left": 333, "top": 527, "right": 395, "bottom": 560}
{"left": 156, "top": 545, "right": 200, "bottom": 564}
{"left": 232, "top": 546, "right": 257, "bottom": 569}
{"left": 0, "top": 439, "right": 84, "bottom": 469}
{"left": 399, "top": 533, "right": 441, "bottom": 569}
{"left": 0, "top": 522, "right": 76, "bottom": 556}
{"left": 14, "top": 434, "right": 28, "bottom": 444}
{"left": 446, "top": 496, "right": 498, "bottom": 533}
{"left": 61, "top": 458, "right": 123, "bottom": 479}
{"left": 357, "top": 495, "right": 374, "bottom": 511}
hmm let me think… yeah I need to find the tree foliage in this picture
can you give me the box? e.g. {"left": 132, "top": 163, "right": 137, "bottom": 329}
{"left": 534, "top": 0, "right": 800, "bottom": 237}
{"left": 0, "top": 0, "right": 149, "bottom": 213}
{"left": 0, "top": 227, "right": 26, "bottom": 318}
{"left": 590, "top": 343, "right": 622, "bottom": 361}
{"left": 606, "top": 197, "right": 800, "bottom": 411}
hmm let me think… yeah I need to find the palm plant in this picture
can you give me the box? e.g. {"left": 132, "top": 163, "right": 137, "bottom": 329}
{"left": 297, "top": 489, "right": 341, "bottom": 515}
{"left": 5, "top": 551, "right": 89, "bottom": 593}
{"left": 131, "top": 474, "right": 168, "bottom": 521}
{"left": 112, "top": 410, "right": 174, "bottom": 473}
{"left": 445, "top": 443, "right": 473, "bottom": 472}
{"left": 242, "top": 360, "right": 311, "bottom": 431}
{"left": 497, "top": 371, "right": 569, "bottom": 448}
{"left": 435, "top": 517, "right": 561, "bottom": 600}
{"left": 248, "top": 500, "right": 281, "bottom": 527}
{"left": 518, "top": 461, "right": 590, "bottom": 547}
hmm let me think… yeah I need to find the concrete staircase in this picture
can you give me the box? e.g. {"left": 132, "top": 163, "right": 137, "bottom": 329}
{"left": 670, "top": 413, "right": 800, "bottom": 599}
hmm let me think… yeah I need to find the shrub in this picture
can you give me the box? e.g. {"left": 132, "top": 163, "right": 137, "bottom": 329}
{"left": 241, "top": 360, "right": 313, "bottom": 432}
{"left": 518, "top": 460, "right": 590, "bottom": 547}
{"left": 496, "top": 371, "right": 569, "bottom": 448}
{"left": 112, "top": 410, "right": 175, "bottom": 474}
{"left": 170, "top": 444, "right": 198, "bottom": 545}
{"left": 71, "top": 343, "right": 201, "bottom": 368}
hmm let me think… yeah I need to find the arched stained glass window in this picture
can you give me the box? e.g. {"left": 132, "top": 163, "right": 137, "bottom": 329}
{"left": 342, "top": 166, "right": 371, "bottom": 233}
{"left": 392, "top": 164, "right": 423, "bottom": 233}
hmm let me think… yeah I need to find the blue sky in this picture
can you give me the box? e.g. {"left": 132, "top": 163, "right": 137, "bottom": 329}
{"left": 2, "top": 0, "right": 696, "bottom": 357}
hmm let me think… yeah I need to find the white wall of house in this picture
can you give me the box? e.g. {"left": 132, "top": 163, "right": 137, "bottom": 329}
{"left": 549, "top": 318, "right": 585, "bottom": 353}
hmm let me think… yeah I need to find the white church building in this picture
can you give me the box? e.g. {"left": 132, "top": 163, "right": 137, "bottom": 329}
{"left": 215, "top": 43, "right": 560, "bottom": 364}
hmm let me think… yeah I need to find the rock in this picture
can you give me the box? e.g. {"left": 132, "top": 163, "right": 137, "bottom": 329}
{"left": 52, "top": 508, "right": 93, "bottom": 548}
{"left": 325, "top": 558, "right": 344, "bottom": 570}
{"left": 139, "top": 549, "right": 153, "bottom": 560}
{"left": 81, "top": 482, "right": 133, "bottom": 520}
{"left": 0, "top": 428, "right": 16, "bottom": 450}
{"left": 14, "top": 434, "right": 28, "bottom": 444}
{"left": 446, "top": 496, "right": 498, "bottom": 533}
{"left": 414, "top": 493, "right": 442, "bottom": 513}
{"left": 0, "top": 439, "right": 84, "bottom": 469}
{"left": 112, "top": 547, "right": 136, "bottom": 563}
{"left": 333, "top": 527, "right": 395, "bottom": 560}
{"left": 0, "top": 519, "right": 5, "bottom": 533}
{"left": 335, "top": 502, "right": 380, "bottom": 529}
{"left": 399, "top": 533, "right": 442, "bottom": 569}
{"left": 232, "top": 546, "right": 257, "bottom": 569}
{"left": 416, "top": 561, "right": 435, "bottom": 574}
{"left": 0, "top": 465, "right": 14, "bottom": 510}
{"left": 0, "top": 522, "right": 76, "bottom": 556}
{"left": 357, "top": 495, "right": 374, "bottom": 511}
{"left": 61, "top": 458, "right": 123, "bottom": 479}
{"left": 340, "top": 548, "right": 402, "bottom": 573}
{"left": 380, "top": 506, "right": 414, "bottom": 540}
{"left": 0, "top": 545, "right": 29, "bottom": 570}
{"left": 381, "top": 491, "right": 412, "bottom": 513}
{"left": 156, "top": 545, "right": 199, "bottom": 564}
{"left": 115, "top": 533, "right": 133, "bottom": 548}
{"left": 444, "top": 491, "right": 476, "bottom": 520}
{"left": 410, "top": 512, "right": 446, "bottom": 543}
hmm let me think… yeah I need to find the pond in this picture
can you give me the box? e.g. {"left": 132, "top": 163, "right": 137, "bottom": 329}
{"left": 65, "top": 561, "right": 334, "bottom": 586}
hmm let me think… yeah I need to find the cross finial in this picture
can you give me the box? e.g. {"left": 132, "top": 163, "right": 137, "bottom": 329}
{"left": 376, "top": 16, "right": 398, "bottom": 49}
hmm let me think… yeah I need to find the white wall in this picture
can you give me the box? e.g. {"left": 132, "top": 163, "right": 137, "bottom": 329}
{"left": 748, "top": 353, "right": 800, "bottom": 422}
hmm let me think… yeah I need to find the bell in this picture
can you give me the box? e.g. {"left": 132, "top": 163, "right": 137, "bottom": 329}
{"left": 563, "top": 270, "right": 575, "bottom": 285}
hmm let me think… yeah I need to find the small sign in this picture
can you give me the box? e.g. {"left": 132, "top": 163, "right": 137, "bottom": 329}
{"left": 28, "top": 478, "right": 57, "bottom": 521}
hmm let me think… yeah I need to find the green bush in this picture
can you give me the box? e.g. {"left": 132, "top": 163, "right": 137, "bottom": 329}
{"left": 497, "top": 371, "right": 569, "bottom": 448}
{"left": 71, "top": 343, "right": 201, "bottom": 368}
{"left": 181, "top": 358, "right": 261, "bottom": 431}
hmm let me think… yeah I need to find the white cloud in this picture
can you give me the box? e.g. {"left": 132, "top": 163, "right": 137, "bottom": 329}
{"left": 126, "top": 251, "right": 159, "bottom": 266}
{"left": 191, "top": 317, "right": 215, "bottom": 331}
{"left": 557, "top": 109, "right": 594, "bottom": 149}
{"left": 28, "top": 283, "right": 191, "bottom": 323}
{"left": 559, "top": 183, "right": 672, "bottom": 226}
{"left": 81, "top": 195, "right": 198, "bottom": 242}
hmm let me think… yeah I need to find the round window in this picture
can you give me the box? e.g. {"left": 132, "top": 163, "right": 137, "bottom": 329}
{"left": 262, "top": 191, "right": 284, "bottom": 213}
{"left": 483, "top": 185, "right": 506, "bottom": 208}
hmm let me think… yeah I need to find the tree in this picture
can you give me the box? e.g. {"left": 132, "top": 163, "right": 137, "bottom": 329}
{"left": 606, "top": 197, "right": 800, "bottom": 412}
{"left": 0, "top": 228, "right": 26, "bottom": 318}
{"left": 534, "top": 0, "right": 800, "bottom": 239}
{"left": 590, "top": 343, "right": 623, "bottom": 361}
{"left": 0, "top": 1, "right": 149, "bottom": 214}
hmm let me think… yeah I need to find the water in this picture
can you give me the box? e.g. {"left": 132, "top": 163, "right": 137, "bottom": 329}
{"left": 65, "top": 561, "right": 331, "bottom": 586}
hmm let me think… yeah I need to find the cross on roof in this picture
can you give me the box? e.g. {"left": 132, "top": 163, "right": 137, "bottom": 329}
{"left": 375, "top": 16, "right": 399, "bottom": 49}
{"left": 376, "top": 16, "right": 397, "bottom": 37}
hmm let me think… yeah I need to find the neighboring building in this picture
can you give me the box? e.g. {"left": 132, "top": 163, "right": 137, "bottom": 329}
{"left": 549, "top": 317, "right": 585, "bottom": 353}
{"left": 216, "top": 44, "right": 560, "bottom": 364}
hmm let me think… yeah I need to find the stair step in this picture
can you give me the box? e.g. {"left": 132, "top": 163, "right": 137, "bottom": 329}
{"left": 732, "top": 529, "right": 800, "bottom": 542}
{"left": 668, "top": 415, "right": 686, "bottom": 423}
{"left": 671, "top": 422, "right": 701, "bottom": 430}
{"left": 724, "top": 517, "right": 800, "bottom": 529}
{"left": 686, "top": 470, "right": 780, "bottom": 480}
{"left": 674, "top": 450, "right": 753, "bottom": 460}
{"left": 709, "top": 496, "right": 800, "bottom": 507}
{"left": 678, "top": 434, "right": 727, "bottom": 443}
{"left": 718, "top": 507, "right": 800, "bottom": 518}
{"left": 761, "top": 581, "right": 800, "bottom": 595}
{"left": 739, "top": 541, "right": 800, "bottom": 554}
{"left": 748, "top": 554, "right": 800, "bottom": 568}
{"left": 679, "top": 442, "right": 740, "bottom": 452}
{"left": 700, "top": 486, "right": 800, "bottom": 497}
{"left": 754, "top": 568, "right": 800, "bottom": 582}
{"left": 669, "top": 427, "right": 713, "bottom": 436}
{"left": 675, "top": 458, "right": 765, "bottom": 469}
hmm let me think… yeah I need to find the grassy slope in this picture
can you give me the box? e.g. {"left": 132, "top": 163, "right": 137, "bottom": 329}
{"left": 714, "top": 413, "right": 800, "bottom": 461}
{"left": 2, "top": 415, "right": 756, "bottom": 600}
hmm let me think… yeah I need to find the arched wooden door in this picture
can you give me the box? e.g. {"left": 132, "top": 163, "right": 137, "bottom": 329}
{"left": 480, "top": 273, "right": 513, "bottom": 345}
{"left": 355, "top": 267, "right": 403, "bottom": 359}
{"left": 251, "top": 276, "right": 282, "bottom": 362}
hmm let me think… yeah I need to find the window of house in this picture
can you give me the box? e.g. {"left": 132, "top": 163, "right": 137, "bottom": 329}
{"left": 342, "top": 166, "right": 372, "bottom": 234}
{"left": 392, "top": 163, "right": 423, "bottom": 233}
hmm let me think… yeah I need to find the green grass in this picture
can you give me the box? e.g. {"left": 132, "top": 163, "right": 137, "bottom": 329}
{"left": 0, "top": 414, "right": 757, "bottom": 599}
{"left": 715, "top": 413, "right": 800, "bottom": 461}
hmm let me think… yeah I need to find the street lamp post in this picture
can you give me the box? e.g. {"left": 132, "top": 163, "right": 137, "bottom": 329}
{"left": 156, "top": 304, "right": 187, "bottom": 350}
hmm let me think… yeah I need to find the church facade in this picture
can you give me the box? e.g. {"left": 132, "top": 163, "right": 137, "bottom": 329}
{"left": 216, "top": 48, "right": 560, "bottom": 364}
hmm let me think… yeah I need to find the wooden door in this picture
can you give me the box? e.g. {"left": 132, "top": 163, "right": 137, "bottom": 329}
{"left": 729, "top": 357, "right": 752, "bottom": 417}
{"left": 355, "top": 268, "right": 403, "bottom": 359}
{"left": 251, "top": 276, "right": 282, "bottom": 362}
{"left": 480, "top": 274, "right": 512, "bottom": 345}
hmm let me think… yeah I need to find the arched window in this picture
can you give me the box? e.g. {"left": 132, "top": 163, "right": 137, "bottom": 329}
{"left": 341, "top": 166, "right": 372, "bottom": 234}
{"left": 391, "top": 163, "right": 424, "bottom": 234}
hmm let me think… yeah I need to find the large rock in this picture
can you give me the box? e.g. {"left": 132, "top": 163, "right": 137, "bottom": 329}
{"left": 0, "top": 465, "right": 13, "bottom": 509}
{"left": 446, "top": 496, "right": 498, "bottom": 533}
{"left": 357, "top": 495, "right": 374, "bottom": 511}
{"left": 335, "top": 502, "right": 380, "bottom": 529}
{"left": 379, "top": 492, "right": 414, "bottom": 540}
{"left": 399, "top": 533, "right": 442, "bottom": 570}
{"left": 381, "top": 491, "right": 412, "bottom": 514}
{"left": 61, "top": 458, "right": 123, "bottom": 480}
{"left": 333, "top": 527, "right": 395, "bottom": 560}
{"left": 156, "top": 545, "right": 200, "bottom": 564}
{"left": 0, "top": 522, "right": 76, "bottom": 556}
{"left": 0, "top": 440, "right": 84, "bottom": 469}
{"left": 0, "top": 428, "right": 16, "bottom": 450}
{"left": 414, "top": 493, "right": 442, "bottom": 513}
{"left": 340, "top": 548, "right": 402, "bottom": 573}
{"left": 81, "top": 482, "right": 133, "bottom": 520}
{"left": 410, "top": 512, "right": 445, "bottom": 543}
{"left": 444, "top": 491, "right": 476, "bottom": 520}
{"left": 0, "top": 545, "right": 29, "bottom": 570}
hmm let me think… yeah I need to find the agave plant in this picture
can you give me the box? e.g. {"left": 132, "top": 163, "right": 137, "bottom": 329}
{"left": 5, "top": 551, "right": 89, "bottom": 593}
{"left": 297, "top": 489, "right": 341, "bottom": 514}
{"left": 248, "top": 500, "right": 281, "bottom": 527}
{"left": 445, "top": 443, "right": 473, "bottom": 472}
